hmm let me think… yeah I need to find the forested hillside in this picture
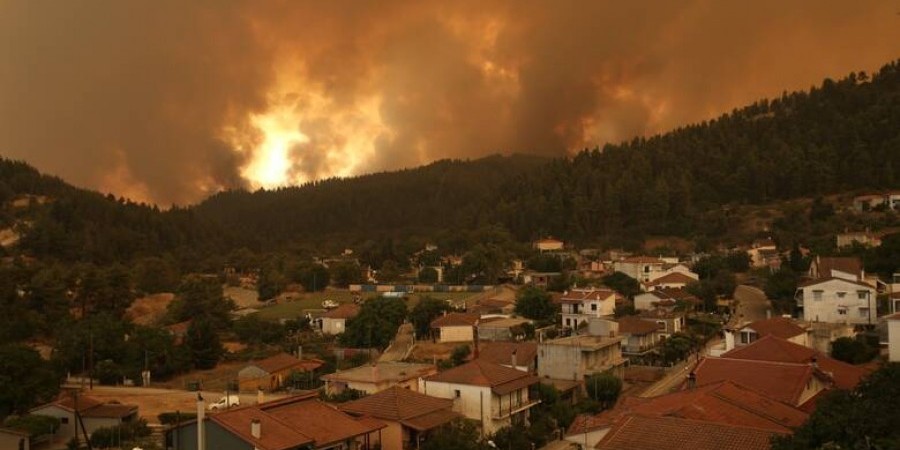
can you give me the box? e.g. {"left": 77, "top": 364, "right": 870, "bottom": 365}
{"left": 2, "top": 60, "right": 899, "bottom": 262}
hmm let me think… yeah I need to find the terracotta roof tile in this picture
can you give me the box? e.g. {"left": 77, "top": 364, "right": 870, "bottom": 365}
{"left": 646, "top": 272, "right": 696, "bottom": 286}
{"left": 797, "top": 276, "right": 874, "bottom": 289}
{"left": 340, "top": 386, "right": 454, "bottom": 422}
{"left": 400, "top": 409, "right": 461, "bottom": 431}
{"left": 263, "top": 397, "right": 385, "bottom": 447}
{"left": 212, "top": 406, "right": 313, "bottom": 450}
{"left": 814, "top": 257, "right": 862, "bottom": 279}
{"left": 722, "top": 335, "right": 869, "bottom": 390}
{"left": 248, "top": 353, "right": 324, "bottom": 375}
{"left": 431, "top": 312, "right": 480, "bottom": 328}
{"left": 595, "top": 415, "right": 783, "bottom": 450}
{"left": 621, "top": 256, "right": 666, "bottom": 264}
{"left": 322, "top": 303, "right": 360, "bottom": 319}
{"left": 616, "top": 316, "right": 662, "bottom": 335}
{"left": 559, "top": 289, "right": 617, "bottom": 304}
{"left": 81, "top": 403, "right": 138, "bottom": 419}
{"left": 740, "top": 317, "right": 806, "bottom": 340}
{"left": 425, "top": 359, "right": 538, "bottom": 395}
{"left": 477, "top": 342, "right": 538, "bottom": 368}
{"left": 693, "top": 357, "right": 815, "bottom": 405}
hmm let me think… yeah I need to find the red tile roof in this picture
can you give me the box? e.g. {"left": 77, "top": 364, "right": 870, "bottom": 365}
{"left": 340, "top": 386, "right": 459, "bottom": 430}
{"left": 646, "top": 272, "right": 696, "bottom": 286}
{"left": 477, "top": 342, "right": 538, "bottom": 368}
{"left": 813, "top": 256, "right": 863, "bottom": 279}
{"left": 430, "top": 312, "right": 480, "bottom": 328}
{"left": 425, "top": 359, "right": 538, "bottom": 395}
{"left": 621, "top": 256, "right": 665, "bottom": 264}
{"left": 741, "top": 317, "right": 806, "bottom": 340}
{"left": 81, "top": 403, "right": 138, "bottom": 419}
{"left": 797, "top": 276, "right": 874, "bottom": 290}
{"left": 722, "top": 335, "right": 869, "bottom": 390}
{"left": 692, "top": 357, "right": 815, "bottom": 405}
{"left": 559, "top": 289, "right": 617, "bottom": 304}
{"left": 617, "top": 316, "right": 662, "bottom": 335}
{"left": 262, "top": 396, "right": 385, "bottom": 448}
{"left": 595, "top": 414, "right": 784, "bottom": 450}
{"left": 322, "top": 303, "right": 360, "bottom": 319}
{"left": 212, "top": 406, "right": 313, "bottom": 450}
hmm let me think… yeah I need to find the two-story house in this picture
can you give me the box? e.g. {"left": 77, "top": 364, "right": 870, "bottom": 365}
{"left": 558, "top": 288, "right": 618, "bottom": 329}
{"left": 613, "top": 257, "right": 667, "bottom": 283}
{"left": 796, "top": 278, "right": 877, "bottom": 325}
{"left": 538, "top": 319, "right": 626, "bottom": 381}
{"left": 420, "top": 360, "right": 540, "bottom": 434}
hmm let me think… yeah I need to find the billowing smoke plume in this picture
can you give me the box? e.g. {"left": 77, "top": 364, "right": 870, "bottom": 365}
{"left": 1, "top": 1, "right": 898, "bottom": 205}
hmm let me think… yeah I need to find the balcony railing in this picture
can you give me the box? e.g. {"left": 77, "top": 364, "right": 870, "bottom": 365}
{"left": 492, "top": 399, "right": 541, "bottom": 420}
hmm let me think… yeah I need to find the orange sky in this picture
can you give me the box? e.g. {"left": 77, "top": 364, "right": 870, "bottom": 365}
{"left": 1, "top": 1, "right": 898, "bottom": 205}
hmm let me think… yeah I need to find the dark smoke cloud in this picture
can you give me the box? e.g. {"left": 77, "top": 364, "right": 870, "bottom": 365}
{"left": 1, "top": 0, "right": 898, "bottom": 205}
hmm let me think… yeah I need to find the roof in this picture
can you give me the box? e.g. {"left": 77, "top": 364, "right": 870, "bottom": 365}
{"left": 621, "top": 256, "right": 665, "bottom": 264}
{"left": 263, "top": 398, "right": 385, "bottom": 447}
{"left": 212, "top": 406, "right": 314, "bottom": 450}
{"left": 692, "top": 357, "right": 814, "bottom": 404}
{"left": 322, "top": 303, "right": 360, "bottom": 319}
{"left": 431, "top": 312, "right": 480, "bottom": 328}
{"left": 558, "top": 289, "right": 617, "bottom": 304}
{"left": 722, "top": 335, "right": 869, "bottom": 390}
{"left": 425, "top": 359, "right": 538, "bottom": 395}
{"left": 884, "top": 312, "right": 900, "bottom": 320}
{"left": 0, "top": 427, "right": 30, "bottom": 437}
{"left": 81, "top": 403, "right": 138, "bottom": 419}
{"left": 594, "top": 414, "right": 783, "bottom": 450}
{"left": 740, "top": 317, "right": 807, "bottom": 340}
{"left": 34, "top": 395, "right": 136, "bottom": 417}
{"left": 814, "top": 256, "right": 863, "bottom": 278}
{"left": 646, "top": 272, "right": 697, "bottom": 286}
{"left": 478, "top": 342, "right": 538, "bottom": 367}
{"left": 340, "top": 386, "right": 457, "bottom": 427}
{"left": 321, "top": 362, "right": 436, "bottom": 384}
{"left": 797, "top": 276, "right": 874, "bottom": 290}
{"left": 477, "top": 317, "right": 530, "bottom": 329}
{"left": 540, "top": 334, "right": 624, "bottom": 350}
{"left": 246, "top": 353, "right": 324, "bottom": 375}
{"left": 617, "top": 316, "right": 662, "bottom": 335}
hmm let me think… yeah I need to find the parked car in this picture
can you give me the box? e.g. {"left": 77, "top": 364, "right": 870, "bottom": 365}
{"left": 322, "top": 299, "right": 339, "bottom": 309}
{"left": 208, "top": 394, "right": 240, "bottom": 411}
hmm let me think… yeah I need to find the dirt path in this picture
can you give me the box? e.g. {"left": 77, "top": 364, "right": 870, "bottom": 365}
{"left": 379, "top": 323, "right": 415, "bottom": 362}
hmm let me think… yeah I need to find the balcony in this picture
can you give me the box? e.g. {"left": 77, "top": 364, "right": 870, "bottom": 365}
{"left": 491, "top": 399, "right": 541, "bottom": 420}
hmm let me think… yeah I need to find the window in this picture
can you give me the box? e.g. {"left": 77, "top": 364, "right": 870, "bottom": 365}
{"left": 859, "top": 308, "right": 869, "bottom": 318}
{"left": 813, "top": 290, "right": 823, "bottom": 301}
{"left": 857, "top": 291, "right": 868, "bottom": 300}
{"left": 454, "top": 389, "right": 461, "bottom": 398}
{"left": 644, "top": 265, "right": 650, "bottom": 273}
{"left": 837, "top": 292, "right": 846, "bottom": 299}
{"left": 837, "top": 308, "right": 847, "bottom": 315}
{"left": 591, "top": 304, "right": 597, "bottom": 311}
{"left": 565, "top": 318, "right": 571, "bottom": 326}
{"left": 61, "top": 417, "right": 69, "bottom": 424}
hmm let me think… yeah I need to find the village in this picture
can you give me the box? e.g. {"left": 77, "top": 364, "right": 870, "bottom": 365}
{"left": 5, "top": 219, "right": 900, "bottom": 450}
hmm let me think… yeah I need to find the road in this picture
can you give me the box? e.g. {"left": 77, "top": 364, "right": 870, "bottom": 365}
{"left": 731, "top": 284, "right": 772, "bottom": 325}
{"left": 379, "top": 323, "right": 415, "bottom": 362}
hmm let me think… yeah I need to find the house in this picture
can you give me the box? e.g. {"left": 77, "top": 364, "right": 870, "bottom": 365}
{"left": 320, "top": 304, "right": 360, "bottom": 335}
{"left": 636, "top": 308, "right": 685, "bottom": 338}
{"left": 796, "top": 277, "right": 877, "bottom": 324}
{"left": 613, "top": 257, "right": 667, "bottom": 283}
{"left": 853, "top": 193, "right": 886, "bottom": 211}
{"left": 806, "top": 321, "right": 855, "bottom": 354}
{"left": 889, "top": 191, "right": 900, "bottom": 210}
{"left": 0, "top": 427, "right": 30, "bottom": 450}
{"left": 340, "top": 386, "right": 460, "bottom": 450}
{"left": 30, "top": 395, "right": 137, "bottom": 443}
{"left": 747, "top": 238, "right": 778, "bottom": 268}
{"left": 721, "top": 335, "right": 869, "bottom": 391}
{"left": 807, "top": 256, "right": 865, "bottom": 281}
{"left": 617, "top": 316, "right": 662, "bottom": 357}
{"left": 633, "top": 288, "right": 699, "bottom": 311}
{"left": 430, "top": 312, "right": 480, "bottom": 343}
{"left": 723, "top": 317, "right": 810, "bottom": 352}
{"left": 166, "top": 392, "right": 385, "bottom": 450}
{"left": 642, "top": 271, "right": 698, "bottom": 291}
{"left": 420, "top": 359, "right": 540, "bottom": 434}
{"left": 887, "top": 312, "right": 900, "bottom": 362}
{"left": 538, "top": 319, "right": 626, "bottom": 381}
{"left": 836, "top": 231, "right": 882, "bottom": 249}
{"left": 238, "top": 352, "right": 324, "bottom": 392}
{"left": 691, "top": 357, "right": 826, "bottom": 407}
{"left": 557, "top": 288, "right": 618, "bottom": 329}
{"left": 476, "top": 317, "right": 532, "bottom": 342}
{"left": 565, "top": 380, "right": 808, "bottom": 448}
{"left": 524, "top": 271, "right": 561, "bottom": 288}
{"left": 321, "top": 362, "right": 437, "bottom": 395}
{"left": 532, "top": 237, "right": 564, "bottom": 252}
{"left": 478, "top": 342, "right": 538, "bottom": 372}
{"left": 594, "top": 415, "right": 785, "bottom": 450}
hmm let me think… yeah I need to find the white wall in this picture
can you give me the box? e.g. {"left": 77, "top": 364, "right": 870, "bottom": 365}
{"left": 321, "top": 317, "right": 347, "bottom": 335}
{"left": 800, "top": 279, "right": 877, "bottom": 324}
{"left": 889, "top": 319, "right": 900, "bottom": 363}
{"left": 438, "top": 325, "right": 474, "bottom": 343}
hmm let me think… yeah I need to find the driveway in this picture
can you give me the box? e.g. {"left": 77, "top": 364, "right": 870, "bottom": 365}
{"left": 731, "top": 284, "right": 772, "bottom": 325}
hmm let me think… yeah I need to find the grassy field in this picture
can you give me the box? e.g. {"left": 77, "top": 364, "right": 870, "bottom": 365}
{"left": 253, "top": 290, "right": 479, "bottom": 321}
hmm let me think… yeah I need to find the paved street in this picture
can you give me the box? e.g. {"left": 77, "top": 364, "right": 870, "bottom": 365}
{"left": 379, "top": 322, "right": 415, "bottom": 362}
{"left": 732, "top": 284, "right": 772, "bottom": 325}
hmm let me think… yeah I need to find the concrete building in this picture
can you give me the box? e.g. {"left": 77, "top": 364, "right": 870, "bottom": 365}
{"left": 430, "top": 312, "right": 479, "bottom": 343}
{"left": 0, "top": 427, "right": 30, "bottom": 450}
{"left": 420, "top": 360, "right": 540, "bottom": 434}
{"left": 477, "top": 317, "right": 532, "bottom": 341}
{"left": 537, "top": 319, "right": 626, "bottom": 381}
{"left": 340, "top": 387, "right": 460, "bottom": 450}
{"left": 613, "top": 257, "right": 667, "bottom": 283}
{"left": 237, "top": 353, "right": 324, "bottom": 392}
{"left": 796, "top": 277, "right": 877, "bottom": 325}
{"left": 558, "top": 288, "right": 618, "bottom": 329}
{"left": 320, "top": 304, "right": 360, "bottom": 335}
{"left": 321, "top": 362, "right": 437, "bottom": 395}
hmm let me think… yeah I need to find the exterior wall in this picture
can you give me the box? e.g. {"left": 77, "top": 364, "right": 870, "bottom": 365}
{"left": 613, "top": 262, "right": 664, "bottom": 283}
{"left": 633, "top": 293, "right": 662, "bottom": 311}
{"left": 798, "top": 376, "right": 827, "bottom": 407}
{"left": 82, "top": 417, "right": 127, "bottom": 435}
{"left": 799, "top": 279, "right": 877, "bottom": 324}
{"left": 369, "top": 420, "right": 404, "bottom": 450}
{"left": 29, "top": 405, "right": 75, "bottom": 441}
{"left": 420, "top": 381, "right": 532, "bottom": 435}
{"left": 565, "top": 429, "right": 609, "bottom": 449}
{"left": 889, "top": 319, "right": 900, "bottom": 363}
{"left": 537, "top": 341, "right": 624, "bottom": 381}
{"left": 238, "top": 367, "right": 296, "bottom": 392}
{"left": 166, "top": 420, "right": 254, "bottom": 450}
{"left": 437, "top": 325, "right": 474, "bottom": 343}
{"left": 0, "top": 431, "right": 29, "bottom": 450}
{"left": 327, "top": 377, "right": 420, "bottom": 395}
{"left": 321, "top": 318, "right": 348, "bottom": 335}
{"left": 622, "top": 333, "right": 656, "bottom": 354}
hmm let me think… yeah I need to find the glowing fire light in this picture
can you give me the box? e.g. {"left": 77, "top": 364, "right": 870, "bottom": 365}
{"left": 242, "top": 105, "right": 309, "bottom": 188}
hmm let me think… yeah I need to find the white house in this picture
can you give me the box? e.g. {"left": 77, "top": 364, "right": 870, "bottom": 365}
{"left": 796, "top": 277, "right": 877, "bottom": 325}
{"left": 322, "top": 362, "right": 437, "bottom": 395}
{"left": 320, "top": 303, "right": 360, "bottom": 335}
{"left": 723, "top": 317, "right": 810, "bottom": 353}
{"left": 30, "top": 395, "right": 137, "bottom": 443}
{"left": 887, "top": 312, "right": 900, "bottom": 362}
{"left": 558, "top": 288, "right": 618, "bottom": 329}
{"left": 612, "top": 257, "right": 667, "bottom": 283}
{"left": 420, "top": 360, "right": 540, "bottom": 434}
{"left": 747, "top": 238, "right": 778, "bottom": 268}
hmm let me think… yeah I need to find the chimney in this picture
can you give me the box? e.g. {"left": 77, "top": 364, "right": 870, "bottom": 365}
{"left": 257, "top": 387, "right": 264, "bottom": 405}
{"left": 251, "top": 419, "right": 261, "bottom": 439}
{"left": 196, "top": 393, "right": 206, "bottom": 450}
{"left": 297, "top": 345, "right": 302, "bottom": 361}
{"left": 510, "top": 349, "right": 517, "bottom": 368}
{"left": 766, "top": 309, "right": 771, "bottom": 319}
{"left": 473, "top": 321, "right": 480, "bottom": 359}
{"left": 371, "top": 363, "right": 380, "bottom": 381}
{"left": 687, "top": 372, "right": 696, "bottom": 390}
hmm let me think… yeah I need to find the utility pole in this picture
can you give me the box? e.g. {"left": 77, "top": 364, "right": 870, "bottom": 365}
{"left": 88, "top": 330, "right": 94, "bottom": 390}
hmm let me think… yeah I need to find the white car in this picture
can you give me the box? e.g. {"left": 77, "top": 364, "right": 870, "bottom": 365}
{"left": 322, "top": 300, "right": 339, "bottom": 309}
{"left": 208, "top": 395, "right": 240, "bottom": 411}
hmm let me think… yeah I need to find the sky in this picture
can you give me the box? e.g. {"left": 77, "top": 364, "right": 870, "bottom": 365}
{"left": 1, "top": 1, "right": 899, "bottom": 206}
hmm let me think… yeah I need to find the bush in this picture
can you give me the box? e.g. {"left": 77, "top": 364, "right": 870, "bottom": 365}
{"left": 2, "top": 414, "right": 60, "bottom": 437}
{"left": 450, "top": 345, "right": 471, "bottom": 366}
{"left": 319, "top": 388, "right": 366, "bottom": 403}
{"left": 157, "top": 412, "right": 197, "bottom": 425}
{"left": 831, "top": 336, "right": 878, "bottom": 365}
{"left": 89, "top": 419, "right": 150, "bottom": 448}
{"left": 584, "top": 372, "right": 622, "bottom": 409}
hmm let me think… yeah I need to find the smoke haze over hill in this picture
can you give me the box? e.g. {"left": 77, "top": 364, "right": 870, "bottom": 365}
{"left": 1, "top": 0, "right": 898, "bottom": 204}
